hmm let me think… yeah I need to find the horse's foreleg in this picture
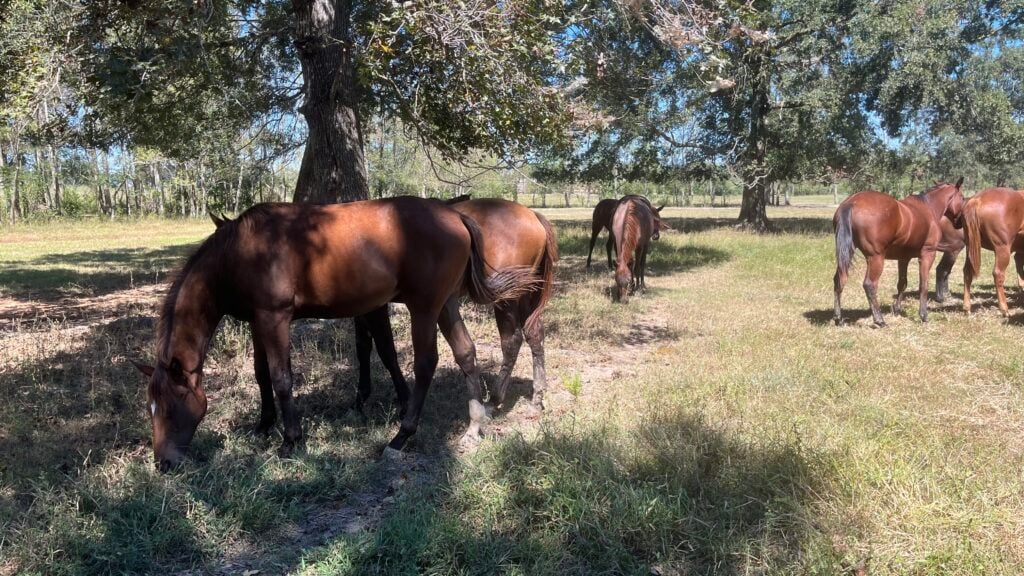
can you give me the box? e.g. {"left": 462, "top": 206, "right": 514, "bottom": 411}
{"left": 994, "top": 245, "right": 1011, "bottom": 317}
{"left": 437, "top": 297, "right": 488, "bottom": 446}
{"left": 1014, "top": 251, "right": 1024, "bottom": 297}
{"left": 638, "top": 244, "right": 650, "bottom": 292}
{"left": 606, "top": 233, "right": 615, "bottom": 270}
{"left": 893, "top": 258, "right": 909, "bottom": 316}
{"left": 917, "top": 250, "right": 936, "bottom": 322}
{"left": 251, "top": 328, "right": 276, "bottom": 434}
{"left": 863, "top": 255, "right": 886, "bottom": 327}
{"left": 935, "top": 250, "right": 958, "bottom": 303}
{"left": 353, "top": 316, "right": 374, "bottom": 415}
{"left": 362, "top": 306, "right": 410, "bottom": 417}
{"left": 254, "top": 311, "right": 302, "bottom": 453}
{"left": 492, "top": 304, "right": 523, "bottom": 409}
{"left": 386, "top": 310, "right": 439, "bottom": 454}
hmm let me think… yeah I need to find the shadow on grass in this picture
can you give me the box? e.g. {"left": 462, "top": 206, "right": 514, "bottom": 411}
{"left": 0, "top": 244, "right": 195, "bottom": 303}
{"left": 298, "top": 407, "right": 832, "bottom": 575}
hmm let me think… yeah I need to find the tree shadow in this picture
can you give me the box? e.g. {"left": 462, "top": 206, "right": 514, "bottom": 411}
{"left": 803, "top": 308, "right": 870, "bottom": 326}
{"left": 305, "top": 407, "right": 832, "bottom": 575}
{"left": 0, "top": 244, "right": 194, "bottom": 303}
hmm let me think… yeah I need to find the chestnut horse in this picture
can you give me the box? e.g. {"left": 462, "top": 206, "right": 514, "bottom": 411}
{"left": 962, "top": 187, "right": 1024, "bottom": 316}
{"left": 587, "top": 196, "right": 667, "bottom": 269}
{"left": 135, "top": 198, "right": 538, "bottom": 471}
{"left": 833, "top": 179, "right": 964, "bottom": 326}
{"left": 353, "top": 198, "right": 558, "bottom": 415}
{"left": 611, "top": 196, "right": 663, "bottom": 303}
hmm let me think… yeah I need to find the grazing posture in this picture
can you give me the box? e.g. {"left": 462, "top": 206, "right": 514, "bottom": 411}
{"left": 135, "top": 198, "right": 537, "bottom": 471}
{"left": 611, "top": 196, "right": 665, "bottom": 303}
{"left": 587, "top": 196, "right": 668, "bottom": 269}
{"left": 935, "top": 215, "right": 965, "bottom": 303}
{"left": 354, "top": 198, "right": 558, "bottom": 414}
{"left": 962, "top": 187, "right": 1024, "bottom": 316}
{"left": 833, "top": 179, "right": 965, "bottom": 327}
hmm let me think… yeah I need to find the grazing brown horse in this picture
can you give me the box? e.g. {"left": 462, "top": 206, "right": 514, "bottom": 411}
{"left": 135, "top": 198, "right": 538, "bottom": 471}
{"left": 354, "top": 198, "right": 558, "bottom": 418}
{"left": 833, "top": 179, "right": 965, "bottom": 326}
{"left": 935, "top": 215, "right": 965, "bottom": 303}
{"left": 962, "top": 187, "right": 1024, "bottom": 316}
{"left": 611, "top": 196, "right": 663, "bottom": 303}
{"left": 587, "top": 196, "right": 667, "bottom": 269}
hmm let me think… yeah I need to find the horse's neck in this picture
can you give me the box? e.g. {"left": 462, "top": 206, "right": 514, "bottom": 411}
{"left": 165, "top": 276, "right": 221, "bottom": 372}
{"left": 923, "top": 188, "right": 951, "bottom": 222}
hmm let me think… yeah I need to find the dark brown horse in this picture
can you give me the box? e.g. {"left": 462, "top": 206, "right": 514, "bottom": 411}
{"left": 587, "top": 197, "right": 667, "bottom": 269}
{"left": 962, "top": 187, "right": 1024, "bottom": 316}
{"left": 353, "top": 198, "right": 558, "bottom": 417}
{"left": 611, "top": 196, "right": 662, "bottom": 303}
{"left": 935, "top": 215, "right": 965, "bottom": 303}
{"left": 135, "top": 198, "right": 538, "bottom": 471}
{"left": 833, "top": 179, "right": 964, "bottom": 326}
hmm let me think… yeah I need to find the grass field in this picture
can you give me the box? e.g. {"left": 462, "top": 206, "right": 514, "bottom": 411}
{"left": 1, "top": 204, "right": 1022, "bottom": 575}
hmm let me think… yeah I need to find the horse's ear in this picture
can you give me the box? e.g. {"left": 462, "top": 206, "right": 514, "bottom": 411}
{"left": 655, "top": 204, "right": 666, "bottom": 212}
{"left": 955, "top": 176, "right": 964, "bottom": 189}
{"left": 130, "top": 360, "right": 155, "bottom": 378}
{"left": 210, "top": 212, "right": 225, "bottom": 228}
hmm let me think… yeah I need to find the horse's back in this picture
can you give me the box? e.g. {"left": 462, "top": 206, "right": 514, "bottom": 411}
{"left": 451, "top": 198, "right": 547, "bottom": 270}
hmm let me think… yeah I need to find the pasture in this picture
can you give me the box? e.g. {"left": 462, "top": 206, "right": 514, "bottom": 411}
{"left": 1, "top": 206, "right": 1022, "bottom": 575}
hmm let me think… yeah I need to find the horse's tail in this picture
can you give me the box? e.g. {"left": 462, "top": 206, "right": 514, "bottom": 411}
{"left": 963, "top": 199, "right": 982, "bottom": 278}
{"left": 834, "top": 202, "right": 855, "bottom": 278}
{"left": 460, "top": 214, "right": 541, "bottom": 305}
{"left": 524, "top": 211, "right": 558, "bottom": 335}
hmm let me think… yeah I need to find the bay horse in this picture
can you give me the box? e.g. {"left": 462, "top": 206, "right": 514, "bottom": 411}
{"left": 352, "top": 197, "right": 558, "bottom": 416}
{"left": 611, "top": 196, "right": 663, "bottom": 303}
{"left": 935, "top": 215, "right": 965, "bottom": 303}
{"left": 587, "top": 196, "right": 667, "bottom": 269}
{"left": 833, "top": 178, "right": 964, "bottom": 327}
{"left": 962, "top": 187, "right": 1024, "bottom": 316}
{"left": 134, "top": 197, "right": 538, "bottom": 471}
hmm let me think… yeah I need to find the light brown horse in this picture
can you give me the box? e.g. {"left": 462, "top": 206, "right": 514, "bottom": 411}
{"left": 587, "top": 196, "right": 667, "bottom": 269}
{"left": 833, "top": 179, "right": 965, "bottom": 326}
{"left": 611, "top": 196, "right": 662, "bottom": 303}
{"left": 135, "top": 198, "right": 538, "bottom": 471}
{"left": 962, "top": 187, "right": 1024, "bottom": 316}
{"left": 352, "top": 198, "right": 558, "bottom": 417}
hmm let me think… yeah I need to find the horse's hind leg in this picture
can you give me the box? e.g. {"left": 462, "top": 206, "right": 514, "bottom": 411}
{"left": 587, "top": 224, "right": 602, "bottom": 269}
{"left": 994, "top": 245, "right": 1012, "bottom": 317}
{"left": 893, "top": 258, "right": 909, "bottom": 316}
{"left": 254, "top": 311, "right": 303, "bottom": 453}
{"left": 386, "top": 310, "right": 439, "bottom": 454}
{"left": 251, "top": 328, "right": 277, "bottom": 434}
{"left": 436, "top": 297, "right": 489, "bottom": 446}
{"left": 492, "top": 304, "right": 524, "bottom": 409}
{"left": 362, "top": 306, "right": 410, "bottom": 417}
{"left": 935, "top": 250, "right": 958, "bottom": 303}
{"left": 963, "top": 257, "right": 975, "bottom": 314}
{"left": 863, "top": 254, "right": 886, "bottom": 327}
{"left": 833, "top": 264, "right": 848, "bottom": 325}
{"left": 917, "top": 250, "right": 936, "bottom": 322}
{"left": 520, "top": 299, "right": 547, "bottom": 413}
{"left": 352, "top": 316, "right": 374, "bottom": 416}
{"left": 606, "top": 232, "right": 616, "bottom": 270}
{"left": 1014, "top": 251, "right": 1024, "bottom": 301}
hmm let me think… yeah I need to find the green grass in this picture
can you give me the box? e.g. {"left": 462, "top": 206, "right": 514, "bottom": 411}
{"left": 1, "top": 207, "right": 1022, "bottom": 575}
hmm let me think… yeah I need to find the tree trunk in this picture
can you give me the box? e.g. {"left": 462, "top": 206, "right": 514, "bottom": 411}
{"left": 736, "top": 49, "right": 771, "bottom": 232}
{"left": 292, "top": 0, "right": 369, "bottom": 204}
{"left": 0, "top": 142, "right": 5, "bottom": 220}
{"left": 233, "top": 161, "right": 244, "bottom": 212}
{"left": 11, "top": 148, "right": 22, "bottom": 224}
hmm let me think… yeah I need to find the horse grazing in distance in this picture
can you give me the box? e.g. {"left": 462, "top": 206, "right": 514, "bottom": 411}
{"left": 935, "top": 215, "right": 965, "bottom": 303}
{"left": 353, "top": 197, "right": 558, "bottom": 415}
{"left": 833, "top": 179, "right": 965, "bottom": 327}
{"left": 611, "top": 196, "right": 663, "bottom": 303}
{"left": 962, "top": 187, "right": 1024, "bottom": 316}
{"left": 134, "top": 198, "right": 539, "bottom": 471}
{"left": 588, "top": 196, "right": 668, "bottom": 269}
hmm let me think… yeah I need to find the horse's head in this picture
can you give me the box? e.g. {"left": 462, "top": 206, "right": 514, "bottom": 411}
{"left": 651, "top": 204, "right": 671, "bottom": 240}
{"left": 133, "top": 358, "right": 208, "bottom": 472}
{"left": 943, "top": 176, "right": 965, "bottom": 228}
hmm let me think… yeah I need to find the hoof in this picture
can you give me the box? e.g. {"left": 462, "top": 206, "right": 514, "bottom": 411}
{"left": 523, "top": 402, "right": 544, "bottom": 418}
{"left": 278, "top": 441, "right": 296, "bottom": 458}
{"left": 382, "top": 446, "right": 405, "bottom": 461}
{"left": 871, "top": 320, "right": 886, "bottom": 329}
{"left": 253, "top": 421, "right": 275, "bottom": 436}
{"left": 457, "top": 432, "right": 482, "bottom": 450}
